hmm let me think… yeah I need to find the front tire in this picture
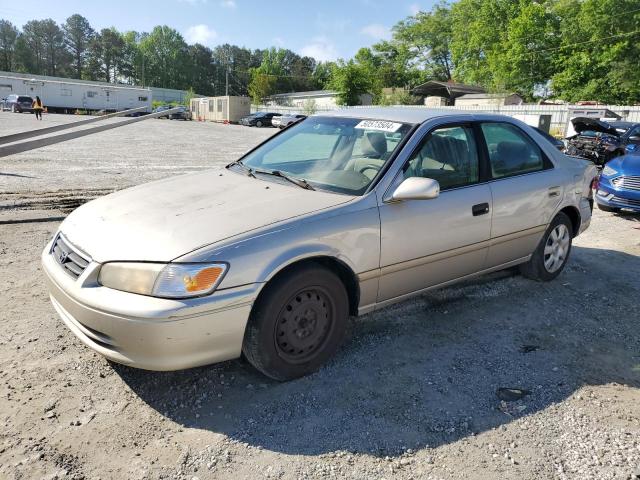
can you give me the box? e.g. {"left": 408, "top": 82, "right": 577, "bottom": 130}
{"left": 242, "top": 264, "right": 349, "bottom": 381}
{"left": 256, "top": 120, "right": 263, "bottom": 128}
{"left": 520, "top": 212, "right": 573, "bottom": 282}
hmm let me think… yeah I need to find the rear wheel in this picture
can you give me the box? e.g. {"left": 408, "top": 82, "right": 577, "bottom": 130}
{"left": 520, "top": 212, "right": 573, "bottom": 282}
{"left": 242, "top": 264, "right": 349, "bottom": 381}
{"left": 597, "top": 203, "right": 620, "bottom": 213}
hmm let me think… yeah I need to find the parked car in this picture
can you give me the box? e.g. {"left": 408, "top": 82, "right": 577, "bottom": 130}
{"left": 168, "top": 106, "right": 192, "bottom": 121}
{"left": 274, "top": 113, "right": 307, "bottom": 129}
{"left": 42, "top": 108, "right": 597, "bottom": 380}
{"left": 239, "top": 111, "right": 281, "bottom": 127}
{"left": 594, "top": 145, "right": 640, "bottom": 213}
{"left": 565, "top": 117, "right": 640, "bottom": 165}
{"left": 533, "top": 127, "right": 565, "bottom": 152}
{"left": 2, "top": 94, "right": 34, "bottom": 113}
{"left": 153, "top": 105, "right": 173, "bottom": 119}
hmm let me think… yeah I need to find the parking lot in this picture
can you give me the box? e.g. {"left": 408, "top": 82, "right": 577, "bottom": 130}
{"left": 1, "top": 111, "right": 639, "bottom": 480}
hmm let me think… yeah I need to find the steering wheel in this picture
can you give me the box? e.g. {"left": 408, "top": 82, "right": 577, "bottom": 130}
{"left": 357, "top": 164, "right": 382, "bottom": 177}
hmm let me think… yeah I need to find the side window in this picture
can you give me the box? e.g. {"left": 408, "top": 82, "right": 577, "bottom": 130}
{"left": 481, "top": 123, "right": 544, "bottom": 179}
{"left": 403, "top": 125, "right": 479, "bottom": 190}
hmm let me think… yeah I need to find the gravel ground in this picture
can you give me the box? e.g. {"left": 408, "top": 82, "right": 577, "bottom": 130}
{"left": 1, "top": 111, "right": 639, "bottom": 480}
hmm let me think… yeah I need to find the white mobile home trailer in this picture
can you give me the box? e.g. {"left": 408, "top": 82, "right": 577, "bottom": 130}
{"left": 0, "top": 71, "right": 152, "bottom": 113}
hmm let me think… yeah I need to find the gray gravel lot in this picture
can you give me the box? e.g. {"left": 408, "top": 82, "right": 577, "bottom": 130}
{"left": 0, "top": 111, "right": 639, "bottom": 480}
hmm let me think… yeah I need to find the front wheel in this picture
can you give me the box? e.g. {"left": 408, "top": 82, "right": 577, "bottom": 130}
{"left": 520, "top": 212, "right": 573, "bottom": 282}
{"left": 242, "top": 264, "right": 349, "bottom": 381}
{"left": 255, "top": 120, "right": 263, "bottom": 127}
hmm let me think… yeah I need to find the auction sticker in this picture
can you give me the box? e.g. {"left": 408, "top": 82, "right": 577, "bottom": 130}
{"left": 354, "top": 120, "right": 402, "bottom": 132}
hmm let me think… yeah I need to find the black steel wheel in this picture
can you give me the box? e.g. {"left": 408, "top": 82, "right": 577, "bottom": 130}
{"left": 242, "top": 263, "right": 349, "bottom": 381}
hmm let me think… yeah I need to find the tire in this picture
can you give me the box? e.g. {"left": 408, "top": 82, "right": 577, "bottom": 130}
{"left": 256, "top": 120, "right": 263, "bottom": 128}
{"left": 520, "top": 212, "right": 573, "bottom": 282}
{"left": 11, "top": 105, "right": 15, "bottom": 113}
{"left": 597, "top": 203, "right": 619, "bottom": 213}
{"left": 242, "top": 264, "right": 349, "bottom": 381}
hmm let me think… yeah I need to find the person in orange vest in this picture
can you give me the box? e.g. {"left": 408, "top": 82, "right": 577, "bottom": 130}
{"left": 32, "top": 96, "right": 44, "bottom": 120}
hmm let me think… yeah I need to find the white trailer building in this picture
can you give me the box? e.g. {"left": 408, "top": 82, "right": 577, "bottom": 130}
{"left": 0, "top": 71, "right": 152, "bottom": 113}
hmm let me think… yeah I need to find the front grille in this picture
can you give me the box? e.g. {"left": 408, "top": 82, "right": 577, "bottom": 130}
{"left": 611, "top": 196, "right": 640, "bottom": 208}
{"left": 51, "top": 233, "right": 91, "bottom": 279}
{"left": 612, "top": 175, "right": 640, "bottom": 191}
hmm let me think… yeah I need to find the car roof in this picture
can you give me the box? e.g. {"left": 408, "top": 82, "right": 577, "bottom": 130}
{"left": 317, "top": 106, "right": 481, "bottom": 124}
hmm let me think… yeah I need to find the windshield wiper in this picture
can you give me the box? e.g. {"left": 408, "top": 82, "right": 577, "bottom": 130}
{"left": 226, "top": 160, "right": 255, "bottom": 178}
{"left": 253, "top": 169, "right": 315, "bottom": 190}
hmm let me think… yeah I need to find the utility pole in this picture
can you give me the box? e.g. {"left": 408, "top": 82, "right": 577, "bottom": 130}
{"left": 225, "top": 67, "right": 229, "bottom": 96}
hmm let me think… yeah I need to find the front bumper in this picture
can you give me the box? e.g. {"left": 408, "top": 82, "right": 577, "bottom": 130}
{"left": 595, "top": 177, "right": 640, "bottom": 212}
{"left": 42, "top": 240, "right": 259, "bottom": 371}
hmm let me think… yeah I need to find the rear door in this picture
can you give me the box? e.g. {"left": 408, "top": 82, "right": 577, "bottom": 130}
{"left": 479, "top": 122, "right": 561, "bottom": 267}
{"left": 377, "top": 122, "right": 492, "bottom": 302}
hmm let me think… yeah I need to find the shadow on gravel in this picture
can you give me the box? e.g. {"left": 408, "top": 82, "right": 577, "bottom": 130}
{"left": 114, "top": 246, "right": 640, "bottom": 457}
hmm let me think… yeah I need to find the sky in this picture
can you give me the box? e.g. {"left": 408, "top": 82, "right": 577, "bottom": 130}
{"left": 0, "top": 0, "right": 438, "bottom": 61}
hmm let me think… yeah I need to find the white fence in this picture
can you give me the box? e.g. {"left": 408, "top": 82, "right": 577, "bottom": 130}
{"left": 252, "top": 103, "right": 640, "bottom": 136}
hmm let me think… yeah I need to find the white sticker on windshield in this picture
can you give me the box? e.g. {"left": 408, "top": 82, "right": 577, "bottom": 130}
{"left": 354, "top": 120, "right": 402, "bottom": 132}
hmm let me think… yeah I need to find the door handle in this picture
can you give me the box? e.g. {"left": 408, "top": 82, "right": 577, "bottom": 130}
{"left": 548, "top": 186, "right": 561, "bottom": 197}
{"left": 472, "top": 203, "right": 490, "bottom": 216}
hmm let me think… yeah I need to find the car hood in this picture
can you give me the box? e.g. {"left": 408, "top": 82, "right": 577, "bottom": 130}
{"left": 606, "top": 154, "right": 640, "bottom": 175}
{"left": 60, "top": 168, "right": 353, "bottom": 263}
{"left": 571, "top": 117, "right": 620, "bottom": 136}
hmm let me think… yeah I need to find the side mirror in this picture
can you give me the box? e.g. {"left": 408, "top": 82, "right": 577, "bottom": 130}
{"left": 628, "top": 135, "right": 640, "bottom": 143}
{"left": 390, "top": 177, "right": 440, "bottom": 201}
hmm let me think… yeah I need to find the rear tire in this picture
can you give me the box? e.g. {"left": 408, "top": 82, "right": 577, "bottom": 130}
{"left": 597, "top": 203, "right": 619, "bottom": 213}
{"left": 520, "top": 212, "right": 573, "bottom": 282}
{"left": 242, "top": 264, "right": 349, "bottom": 381}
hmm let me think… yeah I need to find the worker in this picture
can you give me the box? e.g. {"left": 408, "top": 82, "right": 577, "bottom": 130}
{"left": 32, "top": 96, "right": 44, "bottom": 120}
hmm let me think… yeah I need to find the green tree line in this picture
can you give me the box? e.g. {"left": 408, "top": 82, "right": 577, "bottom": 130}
{"left": 1, "top": 0, "right": 639, "bottom": 105}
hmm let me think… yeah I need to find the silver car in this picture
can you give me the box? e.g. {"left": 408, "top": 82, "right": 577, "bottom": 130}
{"left": 42, "top": 108, "right": 597, "bottom": 380}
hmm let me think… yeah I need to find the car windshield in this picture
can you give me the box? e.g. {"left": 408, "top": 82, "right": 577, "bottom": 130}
{"left": 239, "top": 116, "right": 413, "bottom": 195}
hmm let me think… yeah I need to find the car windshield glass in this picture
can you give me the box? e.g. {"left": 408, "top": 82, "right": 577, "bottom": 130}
{"left": 240, "top": 116, "right": 413, "bottom": 195}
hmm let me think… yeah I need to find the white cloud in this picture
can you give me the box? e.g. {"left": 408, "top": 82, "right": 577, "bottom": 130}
{"left": 409, "top": 3, "right": 421, "bottom": 14}
{"left": 300, "top": 36, "right": 339, "bottom": 62}
{"left": 178, "top": 0, "right": 207, "bottom": 5}
{"left": 360, "top": 23, "right": 390, "bottom": 40}
{"left": 220, "top": 0, "right": 236, "bottom": 8}
{"left": 185, "top": 24, "right": 218, "bottom": 45}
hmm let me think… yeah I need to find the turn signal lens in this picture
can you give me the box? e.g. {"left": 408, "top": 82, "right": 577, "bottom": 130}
{"left": 183, "top": 266, "right": 225, "bottom": 292}
{"left": 152, "top": 263, "right": 228, "bottom": 298}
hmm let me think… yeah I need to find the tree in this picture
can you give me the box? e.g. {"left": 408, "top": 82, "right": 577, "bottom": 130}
{"left": 138, "top": 26, "right": 189, "bottom": 89}
{"left": 392, "top": 1, "right": 454, "bottom": 81}
{"left": 0, "top": 20, "right": 19, "bottom": 71}
{"left": 551, "top": 0, "right": 640, "bottom": 104}
{"left": 40, "top": 19, "right": 68, "bottom": 76}
{"left": 21, "top": 20, "right": 46, "bottom": 74}
{"left": 63, "top": 14, "right": 94, "bottom": 78}
{"left": 248, "top": 47, "right": 286, "bottom": 103}
{"left": 328, "top": 59, "right": 376, "bottom": 106}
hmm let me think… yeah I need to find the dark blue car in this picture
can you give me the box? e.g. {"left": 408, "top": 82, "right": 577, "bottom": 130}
{"left": 595, "top": 144, "right": 640, "bottom": 213}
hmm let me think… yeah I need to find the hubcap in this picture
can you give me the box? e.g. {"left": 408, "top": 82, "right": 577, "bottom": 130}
{"left": 274, "top": 288, "right": 333, "bottom": 363}
{"left": 543, "top": 224, "right": 570, "bottom": 273}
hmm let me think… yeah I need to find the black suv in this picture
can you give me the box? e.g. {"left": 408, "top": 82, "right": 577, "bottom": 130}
{"left": 2, "top": 94, "right": 34, "bottom": 113}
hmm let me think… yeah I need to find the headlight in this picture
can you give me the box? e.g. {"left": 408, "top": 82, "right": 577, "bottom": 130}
{"left": 98, "top": 262, "right": 228, "bottom": 298}
{"left": 602, "top": 165, "right": 617, "bottom": 177}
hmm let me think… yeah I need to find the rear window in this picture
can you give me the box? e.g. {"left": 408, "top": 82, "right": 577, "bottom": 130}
{"left": 18, "top": 96, "right": 32, "bottom": 102}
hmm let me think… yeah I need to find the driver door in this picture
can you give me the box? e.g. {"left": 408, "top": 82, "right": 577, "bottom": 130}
{"left": 377, "top": 123, "right": 492, "bottom": 302}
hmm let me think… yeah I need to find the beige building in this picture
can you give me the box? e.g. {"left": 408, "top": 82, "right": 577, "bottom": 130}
{"left": 455, "top": 93, "right": 524, "bottom": 107}
{"left": 190, "top": 96, "right": 251, "bottom": 123}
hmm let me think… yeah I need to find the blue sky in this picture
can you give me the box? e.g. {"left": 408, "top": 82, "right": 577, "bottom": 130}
{"left": 0, "top": 0, "right": 437, "bottom": 61}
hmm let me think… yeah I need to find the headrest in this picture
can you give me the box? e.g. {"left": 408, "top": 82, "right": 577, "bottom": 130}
{"left": 361, "top": 131, "right": 387, "bottom": 158}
